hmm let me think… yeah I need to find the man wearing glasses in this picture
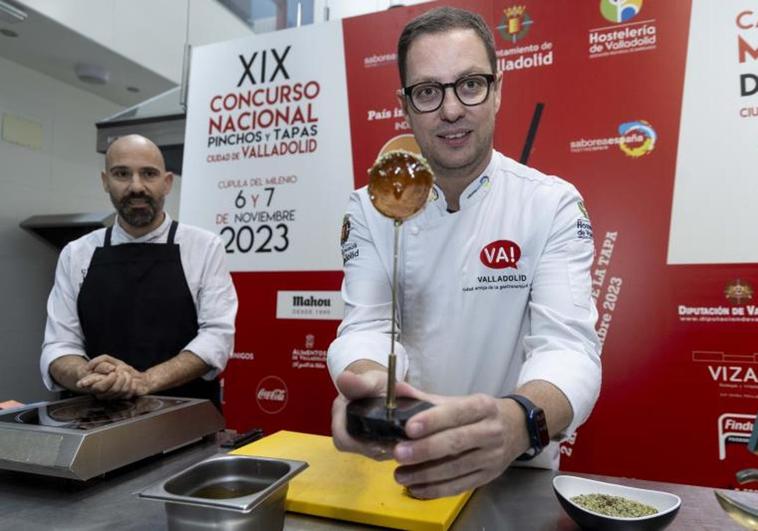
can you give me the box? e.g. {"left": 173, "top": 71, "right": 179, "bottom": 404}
{"left": 329, "top": 7, "right": 600, "bottom": 498}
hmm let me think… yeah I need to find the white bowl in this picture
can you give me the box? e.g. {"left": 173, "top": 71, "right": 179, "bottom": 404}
{"left": 553, "top": 475, "right": 681, "bottom": 530}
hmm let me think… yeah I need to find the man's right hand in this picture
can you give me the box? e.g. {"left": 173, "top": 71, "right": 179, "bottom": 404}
{"left": 75, "top": 355, "right": 151, "bottom": 400}
{"left": 331, "top": 362, "right": 419, "bottom": 461}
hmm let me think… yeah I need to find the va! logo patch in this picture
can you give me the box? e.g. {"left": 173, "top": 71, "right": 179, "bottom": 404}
{"left": 480, "top": 240, "right": 521, "bottom": 269}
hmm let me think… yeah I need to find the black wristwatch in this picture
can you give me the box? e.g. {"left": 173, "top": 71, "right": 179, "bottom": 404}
{"left": 504, "top": 394, "right": 550, "bottom": 461}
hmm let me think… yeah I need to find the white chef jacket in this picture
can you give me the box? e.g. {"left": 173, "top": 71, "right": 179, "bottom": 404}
{"left": 40, "top": 214, "right": 238, "bottom": 391}
{"left": 328, "top": 150, "right": 601, "bottom": 468}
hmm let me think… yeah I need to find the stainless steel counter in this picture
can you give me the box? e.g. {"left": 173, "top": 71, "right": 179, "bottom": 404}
{"left": 0, "top": 436, "right": 749, "bottom": 530}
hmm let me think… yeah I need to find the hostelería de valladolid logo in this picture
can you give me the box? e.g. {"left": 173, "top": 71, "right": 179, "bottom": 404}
{"left": 600, "top": 0, "right": 644, "bottom": 24}
{"left": 589, "top": 0, "right": 655, "bottom": 59}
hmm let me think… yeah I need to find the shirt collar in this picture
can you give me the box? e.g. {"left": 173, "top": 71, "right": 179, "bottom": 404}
{"left": 111, "top": 213, "right": 173, "bottom": 244}
{"left": 427, "top": 150, "right": 497, "bottom": 213}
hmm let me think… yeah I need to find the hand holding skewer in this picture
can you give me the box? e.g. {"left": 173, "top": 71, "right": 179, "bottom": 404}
{"left": 344, "top": 150, "right": 435, "bottom": 440}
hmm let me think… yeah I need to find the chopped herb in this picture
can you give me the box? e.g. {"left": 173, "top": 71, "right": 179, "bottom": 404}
{"left": 571, "top": 493, "right": 658, "bottom": 518}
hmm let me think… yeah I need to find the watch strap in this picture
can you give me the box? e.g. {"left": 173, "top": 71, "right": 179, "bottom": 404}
{"left": 504, "top": 394, "right": 549, "bottom": 461}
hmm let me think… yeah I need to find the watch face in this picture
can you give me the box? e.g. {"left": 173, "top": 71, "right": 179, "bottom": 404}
{"left": 534, "top": 409, "right": 550, "bottom": 448}
{"left": 504, "top": 394, "right": 550, "bottom": 458}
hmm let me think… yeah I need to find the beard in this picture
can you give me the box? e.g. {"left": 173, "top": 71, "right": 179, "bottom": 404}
{"left": 111, "top": 192, "right": 163, "bottom": 228}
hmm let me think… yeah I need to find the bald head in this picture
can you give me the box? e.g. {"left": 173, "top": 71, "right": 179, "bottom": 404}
{"left": 105, "top": 134, "right": 166, "bottom": 171}
{"left": 101, "top": 134, "right": 173, "bottom": 237}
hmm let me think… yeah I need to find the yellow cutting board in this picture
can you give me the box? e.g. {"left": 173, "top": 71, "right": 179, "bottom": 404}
{"left": 232, "top": 430, "right": 472, "bottom": 531}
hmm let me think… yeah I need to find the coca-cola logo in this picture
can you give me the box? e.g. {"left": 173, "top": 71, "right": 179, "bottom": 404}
{"left": 255, "top": 375, "right": 288, "bottom": 414}
{"left": 480, "top": 240, "right": 521, "bottom": 269}
{"left": 257, "top": 388, "right": 286, "bottom": 401}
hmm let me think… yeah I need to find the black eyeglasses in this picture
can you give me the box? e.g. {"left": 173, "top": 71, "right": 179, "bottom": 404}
{"left": 403, "top": 73, "right": 496, "bottom": 114}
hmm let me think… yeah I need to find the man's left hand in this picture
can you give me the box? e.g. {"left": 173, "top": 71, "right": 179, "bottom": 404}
{"left": 391, "top": 385, "right": 529, "bottom": 499}
{"left": 76, "top": 355, "right": 152, "bottom": 399}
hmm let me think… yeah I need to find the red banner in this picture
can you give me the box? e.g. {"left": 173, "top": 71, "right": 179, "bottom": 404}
{"left": 186, "top": 0, "right": 758, "bottom": 489}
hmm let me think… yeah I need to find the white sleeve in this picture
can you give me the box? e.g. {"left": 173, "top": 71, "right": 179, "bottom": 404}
{"left": 40, "top": 244, "right": 87, "bottom": 391}
{"left": 518, "top": 185, "right": 602, "bottom": 437}
{"left": 183, "top": 236, "right": 238, "bottom": 379}
{"left": 327, "top": 191, "right": 408, "bottom": 384}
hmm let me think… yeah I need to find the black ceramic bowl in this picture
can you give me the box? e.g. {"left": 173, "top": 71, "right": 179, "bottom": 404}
{"left": 553, "top": 475, "right": 681, "bottom": 530}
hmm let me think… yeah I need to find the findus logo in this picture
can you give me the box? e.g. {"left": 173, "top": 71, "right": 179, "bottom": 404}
{"left": 293, "top": 296, "right": 331, "bottom": 307}
{"left": 718, "top": 412, "right": 755, "bottom": 460}
{"left": 256, "top": 375, "right": 288, "bottom": 414}
{"left": 723, "top": 418, "right": 754, "bottom": 431}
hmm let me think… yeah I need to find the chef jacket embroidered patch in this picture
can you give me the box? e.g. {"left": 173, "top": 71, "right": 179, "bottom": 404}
{"left": 575, "top": 201, "right": 593, "bottom": 240}
{"left": 576, "top": 218, "right": 593, "bottom": 240}
{"left": 577, "top": 200, "right": 590, "bottom": 219}
{"left": 462, "top": 240, "right": 529, "bottom": 293}
{"left": 340, "top": 214, "right": 359, "bottom": 264}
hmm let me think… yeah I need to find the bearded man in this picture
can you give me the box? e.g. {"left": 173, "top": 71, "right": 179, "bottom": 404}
{"left": 40, "top": 135, "right": 237, "bottom": 406}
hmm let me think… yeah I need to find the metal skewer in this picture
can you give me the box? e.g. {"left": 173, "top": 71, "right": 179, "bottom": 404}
{"left": 386, "top": 219, "right": 402, "bottom": 413}
{"left": 344, "top": 150, "right": 434, "bottom": 441}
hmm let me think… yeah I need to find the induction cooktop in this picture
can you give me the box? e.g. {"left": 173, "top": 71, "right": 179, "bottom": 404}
{"left": 0, "top": 395, "right": 224, "bottom": 480}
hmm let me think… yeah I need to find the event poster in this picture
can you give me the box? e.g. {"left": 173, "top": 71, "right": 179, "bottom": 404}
{"left": 181, "top": 22, "right": 353, "bottom": 435}
{"left": 181, "top": 21, "right": 353, "bottom": 272}
{"left": 180, "top": 0, "right": 758, "bottom": 489}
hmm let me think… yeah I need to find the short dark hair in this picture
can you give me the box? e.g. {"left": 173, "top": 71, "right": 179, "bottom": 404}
{"left": 397, "top": 6, "right": 497, "bottom": 86}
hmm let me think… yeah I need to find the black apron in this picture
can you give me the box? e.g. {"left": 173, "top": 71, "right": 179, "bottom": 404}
{"left": 77, "top": 221, "right": 219, "bottom": 404}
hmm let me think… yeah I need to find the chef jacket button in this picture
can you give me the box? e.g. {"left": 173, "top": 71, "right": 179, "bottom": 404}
{"left": 410, "top": 226, "right": 420, "bottom": 236}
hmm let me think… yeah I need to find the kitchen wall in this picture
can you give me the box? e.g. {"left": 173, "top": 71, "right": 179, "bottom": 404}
{"left": 0, "top": 0, "right": 247, "bottom": 404}
{"left": 0, "top": 0, "right": 432, "bottom": 404}
{"left": 0, "top": 54, "right": 122, "bottom": 403}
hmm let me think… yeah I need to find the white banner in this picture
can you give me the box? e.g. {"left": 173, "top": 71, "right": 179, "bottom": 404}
{"left": 668, "top": 1, "right": 758, "bottom": 264}
{"left": 181, "top": 22, "right": 354, "bottom": 271}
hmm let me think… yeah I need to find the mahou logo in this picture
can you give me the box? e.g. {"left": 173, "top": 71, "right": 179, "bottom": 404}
{"left": 256, "top": 375, "right": 288, "bottom": 414}
{"left": 480, "top": 240, "right": 521, "bottom": 269}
